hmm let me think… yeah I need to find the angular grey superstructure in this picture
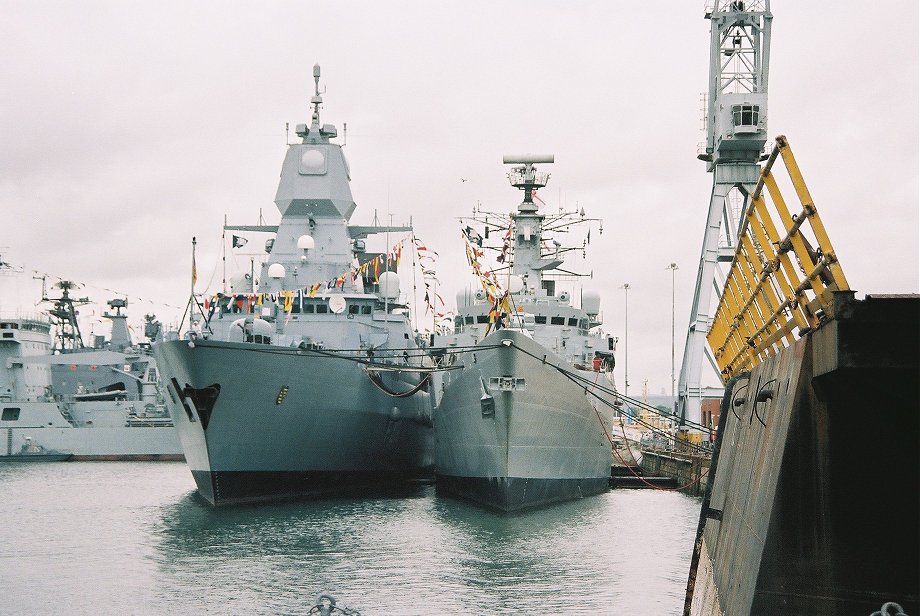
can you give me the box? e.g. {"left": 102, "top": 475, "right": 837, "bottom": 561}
{"left": 433, "top": 156, "right": 617, "bottom": 511}
{"left": 0, "top": 292, "right": 181, "bottom": 461}
{"left": 154, "top": 66, "right": 434, "bottom": 506}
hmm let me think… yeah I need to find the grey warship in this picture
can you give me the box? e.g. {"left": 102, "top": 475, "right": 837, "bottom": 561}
{"left": 1, "top": 281, "right": 181, "bottom": 460}
{"left": 153, "top": 66, "right": 434, "bottom": 506}
{"left": 433, "top": 155, "right": 617, "bottom": 511}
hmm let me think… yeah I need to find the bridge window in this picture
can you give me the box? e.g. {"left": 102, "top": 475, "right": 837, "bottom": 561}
{"left": 2, "top": 408, "right": 20, "bottom": 421}
{"left": 567, "top": 318, "right": 578, "bottom": 327}
{"left": 534, "top": 316, "right": 547, "bottom": 325}
{"left": 732, "top": 104, "right": 760, "bottom": 127}
{"left": 550, "top": 316, "right": 565, "bottom": 325}
{"left": 349, "top": 304, "right": 360, "bottom": 315}
{"left": 361, "top": 305, "right": 372, "bottom": 315}
{"left": 476, "top": 315, "right": 489, "bottom": 324}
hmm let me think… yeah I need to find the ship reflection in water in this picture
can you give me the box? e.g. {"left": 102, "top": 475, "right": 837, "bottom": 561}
{"left": 0, "top": 462, "right": 699, "bottom": 614}
{"left": 155, "top": 486, "right": 699, "bottom": 613}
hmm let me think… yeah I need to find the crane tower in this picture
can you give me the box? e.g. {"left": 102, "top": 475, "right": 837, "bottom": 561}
{"left": 677, "top": 0, "right": 772, "bottom": 435}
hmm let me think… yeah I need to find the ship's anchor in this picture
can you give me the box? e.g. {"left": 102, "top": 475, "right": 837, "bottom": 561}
{"left": 169, "top": 378, "right": 221, "bottom": 429}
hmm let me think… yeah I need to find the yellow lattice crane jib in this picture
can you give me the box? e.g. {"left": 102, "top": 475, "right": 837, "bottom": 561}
{"left": 707, "top": 135, "right": 850, "bottom": 381}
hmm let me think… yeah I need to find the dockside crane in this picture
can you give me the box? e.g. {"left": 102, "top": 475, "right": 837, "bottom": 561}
{"left": 677, "top": 0, "right": 772, "bottom": 438}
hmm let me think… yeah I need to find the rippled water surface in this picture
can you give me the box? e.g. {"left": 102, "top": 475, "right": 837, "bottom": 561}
{"left": 0, "top": 462, "right": 700, "bottom": 614}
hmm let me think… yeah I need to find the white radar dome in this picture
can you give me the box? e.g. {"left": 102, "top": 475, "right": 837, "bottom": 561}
{"left": 299, "top": 149, "right": 326, "bottom": 174}
{"left": 267, "top": 263, "right": 286, "bottom": 279}
{"left": 378, "top": 271, "right": 400, "bottom": 299}
{"left": 297, "top": 235, "right": 315, "bottom": 250}
{"left": 328, "top": 295, "right": 346, "bottom": 314}
{"left": 581, "top": 290, "right": 601, "bottom": 316}
{"left": 508, "top": 275, "right": 524, "bottom": 294}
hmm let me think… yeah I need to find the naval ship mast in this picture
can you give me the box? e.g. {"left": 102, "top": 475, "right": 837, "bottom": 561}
{"left": 506, "top": 155, "right": 563, "bottom": 290}
{"left": 678, "top": 0, "right": 771, "bottom": 438}
{"left": 467, "top": 155, "right": 603, "bottom": 302}
{"left": 42, "top": 280, "right": 90, "bottom": 352}
{"left": 102, "top": 298, "right": 132, "bottom": 352}
{"left": 222, "top": 64, "right": 410, "bottom": 302}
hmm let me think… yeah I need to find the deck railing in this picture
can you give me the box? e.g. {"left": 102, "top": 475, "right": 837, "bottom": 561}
{"left": 707, "top": 135, "right": 849, "bottom": 381}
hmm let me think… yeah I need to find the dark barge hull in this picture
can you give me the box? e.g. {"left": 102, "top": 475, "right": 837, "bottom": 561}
{"left": 686, "top": 293, "right": 919, "bottom": 615}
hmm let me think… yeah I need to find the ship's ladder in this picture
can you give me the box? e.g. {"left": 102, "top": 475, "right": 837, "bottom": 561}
{"left": 706, "top": 135, "right": 850, "bottom": 381}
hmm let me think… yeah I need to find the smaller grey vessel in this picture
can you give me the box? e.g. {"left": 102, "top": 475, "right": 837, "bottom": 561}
{"left": 0, "top": 281, "right": 182, "bottom": 460}
{"left": 433, "top": 155, "right": 618, "bottom": 511}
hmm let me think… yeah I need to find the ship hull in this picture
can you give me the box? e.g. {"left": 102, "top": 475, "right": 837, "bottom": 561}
{"left": 436, "top": 475, "right": 608, "bottom": 511}
{"left": 0, "top": 401, "right": 183, "bottom": 461}
{"left": 434, "top": 330, "right": 612, "bottom": 512}
{"left": 154, "top": 339, "right": 434, "bottom": 506}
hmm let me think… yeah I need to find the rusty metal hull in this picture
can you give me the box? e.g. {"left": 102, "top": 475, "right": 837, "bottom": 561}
{"left": 687, "top": 294, "right": 919, "bottom": 615}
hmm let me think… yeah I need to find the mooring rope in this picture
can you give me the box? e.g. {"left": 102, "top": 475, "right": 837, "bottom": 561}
{"left": 598, "top": 406, "right": 708, "bottom": 492}
{"left": 365, "top": 370, "right": 430, "bottom": 398}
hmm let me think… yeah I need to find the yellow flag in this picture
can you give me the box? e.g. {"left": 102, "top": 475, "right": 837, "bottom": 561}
{"left": 191, "top": 251, "right": 197, "bottom": 287}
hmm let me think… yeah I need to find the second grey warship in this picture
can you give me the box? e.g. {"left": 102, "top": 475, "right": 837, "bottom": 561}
{"left": 1, "top": 281, "right": 181, "bottom": 460}
{"left": 154, "top": 66, "right": 435, "bottom": 506}
{"left": 433, "top": 156, "right": 617, "bottom": 511}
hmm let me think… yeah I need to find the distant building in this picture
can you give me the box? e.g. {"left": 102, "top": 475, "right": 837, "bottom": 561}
{"left": 637, "top": 392, "right": 722, "bottom": 441}
{"left": 701, "top": 397, "right": 720, "bottom": 436}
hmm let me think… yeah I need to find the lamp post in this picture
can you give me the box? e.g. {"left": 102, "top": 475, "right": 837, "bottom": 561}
{"left": 619, "top": 283, "right": 630, "bottom": 399}
{"left": 666, "top": 263, "right": 679, "bottom": 420}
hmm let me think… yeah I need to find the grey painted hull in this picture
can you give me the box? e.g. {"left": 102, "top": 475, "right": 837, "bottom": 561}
{"left": 154, "top": 339, "right": 434, "bottom": 506}
{"left": 0, "top": 428, "right": 182, "bottom": 461}
{"left": 434, "top": 330, "right": 612, "bottom": 511}
{"left": 0, "top": 401, "right": 183, "bottom": 461}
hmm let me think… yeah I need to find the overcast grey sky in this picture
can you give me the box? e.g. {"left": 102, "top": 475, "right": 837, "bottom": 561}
{"left": 1, "top": 1, "right": 917, "bottom": 395}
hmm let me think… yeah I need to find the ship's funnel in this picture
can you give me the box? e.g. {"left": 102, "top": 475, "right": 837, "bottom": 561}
{"left": 502, "top": 154, "right": 554, "bottom": 165}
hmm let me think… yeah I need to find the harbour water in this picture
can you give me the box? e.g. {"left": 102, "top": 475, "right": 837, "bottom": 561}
{"left": 0, "top": 462, "right": 699, "bottom": 614}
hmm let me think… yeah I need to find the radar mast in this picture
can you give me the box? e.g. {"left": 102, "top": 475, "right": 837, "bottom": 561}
{"left": 44, "top": 280, "right": 90, "bottom": 352}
